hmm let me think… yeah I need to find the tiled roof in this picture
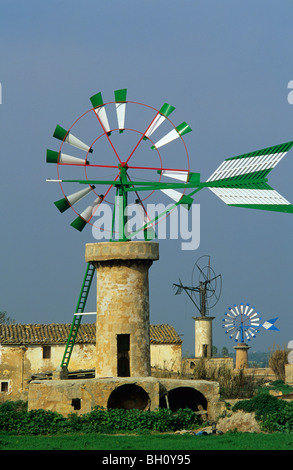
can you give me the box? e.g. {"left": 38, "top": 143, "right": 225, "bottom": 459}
{"left": 0, "top": 323, "right": 182, "bottom": 345}
{"left": 150, "top": 324, "right": 182, "bottom": 344}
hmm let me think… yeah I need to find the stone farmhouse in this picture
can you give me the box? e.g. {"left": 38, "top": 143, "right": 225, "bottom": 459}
{"left": 0, "top": 323, "right": 182, "bottom": 403}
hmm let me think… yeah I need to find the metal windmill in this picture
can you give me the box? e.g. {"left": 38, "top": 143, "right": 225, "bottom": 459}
{"left": 46, "top": 88, "right": 293, "bottom": 242}
{"left": 222, "top": 302, "right": 279, "bottom": 343}
{"left": 173, "top": 255, "right": 222, "bottom": 317}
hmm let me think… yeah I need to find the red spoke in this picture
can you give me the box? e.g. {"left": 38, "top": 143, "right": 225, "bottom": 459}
{"left": 92, "top": 109, "right": 122, "bottom": 164}
{"left": 125, "top": 111, "right": 160, "bottom": 165}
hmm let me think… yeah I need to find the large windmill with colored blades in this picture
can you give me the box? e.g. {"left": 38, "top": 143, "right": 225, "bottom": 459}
{"left": 45, "top": 88, "right": 293, "bottom": 370}
{"left": 46, "top": 88, "right": 293, "bottom": 242}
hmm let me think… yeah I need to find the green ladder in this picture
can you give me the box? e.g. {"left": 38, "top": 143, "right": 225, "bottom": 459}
{"left": 61, "top": 262, "right": 95, "bottom": 370}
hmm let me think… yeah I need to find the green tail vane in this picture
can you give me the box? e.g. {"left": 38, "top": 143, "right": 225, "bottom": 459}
{"left": 205, "top": 141, "right": 293, "bottom": 213}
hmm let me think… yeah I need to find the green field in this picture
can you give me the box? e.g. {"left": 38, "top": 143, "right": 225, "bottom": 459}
{"left": 0, "top": 432, "right": 293, "bottom": 450}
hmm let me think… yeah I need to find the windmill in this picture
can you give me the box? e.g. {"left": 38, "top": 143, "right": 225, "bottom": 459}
{"left": 222, "top": 302, "right": 279, "bottom": 343}
{"left": 45, "top": 88, "right": 293, "bottom": 368}
{"left": 173, "top": 255, "right": 222, "bottom": 317}
{"left": 173, "top": 255, "right": 222, "bottom": 357}
{"left": 46, "top": 88, "right": 293, "bottom": 242}
{"left": 222, "top": 302, "right": 279, "bottom": 368}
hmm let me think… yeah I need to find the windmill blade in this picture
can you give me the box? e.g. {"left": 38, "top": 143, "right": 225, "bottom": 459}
{"left": 228, "top": 307, "right": 238, "bottom": 317}
{"left": 90, "top": 92, "right": 111, "bottom": 135}
{"left": 151, "top": 122, "right": 192, "bottom": 150}
{"left": 70, "top": 195, "right": 104, "bottom": 232}
{"left": 206, "top": 141, "right": 293, "bottom": 213}
{"left": 46, "top": 149, "right": 89, "bottom": 165}
{"left": 54, "top": 186, "right": 96, "bottom": 213}
{"left": 173, "top": 279, "right": 184, "bottom": 295}
{"left": 114, "top": 89, "right": 127, "bottom": 133}
{"left": 53, "top": 125, "right": 93, "bottom": 153}
{"left": 160, "top": 170, "right": 189, "bottom": 182}
{"left": 144, "top": 103, "right": 175, "bottom": 139}
{"left": 160, "top": 188, "right": 193, "bottom": 209}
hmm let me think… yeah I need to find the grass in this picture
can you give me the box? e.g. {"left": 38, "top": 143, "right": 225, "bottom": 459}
{"left": 0, "top": 432, "right": 293, "bottom": 450}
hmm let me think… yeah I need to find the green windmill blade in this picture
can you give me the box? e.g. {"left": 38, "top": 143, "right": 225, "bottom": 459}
{"left": 144, "top": 102, "right": 176, "bottom": 140}
{"left": 53, "top": 125, "right": 93, "bottom": 153}
{"left": 151, "top": 121, "right": 192, "bottom": 150}
{"left": 90, "top": 91, "right": 111, "bottom": 135}
{"left": 114, "top": 88, "right": 127, "bottom": 133}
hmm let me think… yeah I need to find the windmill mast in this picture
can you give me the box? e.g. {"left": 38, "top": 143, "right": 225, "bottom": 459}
{"left": 173, "top": 255, "right": 222, "bottom": 358}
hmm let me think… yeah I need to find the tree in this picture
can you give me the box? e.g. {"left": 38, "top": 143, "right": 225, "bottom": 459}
{"left": 0, "top": 311, "right": 15, "bottom": 325}
{"left": 221, "top": 347, "right": 229, "bottom": 357}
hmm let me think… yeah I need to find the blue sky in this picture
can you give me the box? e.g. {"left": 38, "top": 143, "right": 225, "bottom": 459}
{"left": 1, "top": 0, "right": 293, "bottom": 354}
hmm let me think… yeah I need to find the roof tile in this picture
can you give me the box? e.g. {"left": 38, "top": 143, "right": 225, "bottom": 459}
{"left": 0, "top": 323, "right": 182, "bottom": 345}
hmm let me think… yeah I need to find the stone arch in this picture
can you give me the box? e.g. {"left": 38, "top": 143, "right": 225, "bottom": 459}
{"left": 107, "top": 383, "right": 150, "bottom": 410}
{"left": 160, "top": 386, "right": 207, "bottom": 412}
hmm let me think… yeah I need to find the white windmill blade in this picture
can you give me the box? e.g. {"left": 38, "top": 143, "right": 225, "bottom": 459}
{"left": 90, "top": 92, "right": 111, "bottom": 135}
{"left": 160, "top": 170, "right": 189, "bottom": 182}
{"left": 114, "top": 89, "right": 127, "bottom": 133}
{"left": 234, "top": 330, "right": 240, "bottom": 341}
{"left": 246, "top": 306, "right": 255, "bottom": 317}
{"left": 247, "top": 327, "right": 257, "bottom": 337}
{"left": 250, "top": 312, "right": 260, "bottom": 320}
{"left": 234, "top": 304, "right": 241, "bottom": 316}
{"left": 46, "top": 149, "right": 89, "bottom": 165}
{"left": 224, "top": 311, "right": 236, "bottom": 319}
{"left": 144, "top": 103, "right": 175, "bottom": 138}
{"left": 160, "top": 188, "right": 193, "bottom": 209}
{"left": 53, "top": 125, "right": 93, "bottom": 153}
{"left": 54, "top": 186, "right": 96, "bottom": 213}
{"left": 243, "top": 303, "right": 250, "bottom": 316}
{"left": 151, "top": 122, "right": 192, "bottom": 150}
{"left": 228, "top": 307, "right": 238, "bottom": 317}
{"left": 71, "top": 195, "right": 104, "bottom": 232}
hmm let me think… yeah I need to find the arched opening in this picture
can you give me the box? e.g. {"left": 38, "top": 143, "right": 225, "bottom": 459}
{"left": 107, "top": 384, "right": 150, "bottom": 410}
{"left": 159, "top": 386, "right": 207, "bottom": 412}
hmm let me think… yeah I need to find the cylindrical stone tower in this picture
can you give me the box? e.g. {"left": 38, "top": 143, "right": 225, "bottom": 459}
{"left": 85, "top": 241, "right": 159, "bottom": 378}
{"left": 234, "top": 343, "right": 250, "bottom": 369}
{"left": 193, "top": 316, "right": 215, "bottom": 358}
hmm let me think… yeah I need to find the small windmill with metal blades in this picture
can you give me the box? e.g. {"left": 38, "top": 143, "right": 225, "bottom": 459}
{"left": 222, "top": 302, "right": 279, "bottom": 343}
{"left": 173, "top": 255, "right": 222, "bottom": 357}
{"left": 222, "top": 302, "right": 279, "bottom": 368}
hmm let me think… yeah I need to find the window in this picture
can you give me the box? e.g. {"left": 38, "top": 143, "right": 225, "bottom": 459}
{"left": 117, "top": 334, "right": 130, "bottom": 377}
{"left": 42, "top": 346, "right": 51, "bottom": 359}
{"left": 1, "top": 382, "right": 8, "bottom": 392}
{"left": 71, "top": 398, "right": 81, "bottom": 410}
{"left": 202, "top": 344, "right": 208, "bottom": 358}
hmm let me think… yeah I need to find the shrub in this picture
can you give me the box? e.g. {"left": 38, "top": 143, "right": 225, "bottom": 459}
{"left": 232, "top": 393, "right": 293, "bottom": 433}
{"left": 269, "top": 349, "right": 288, "bottom": 381}
{"left": 0, "top": 401, "right": 201, "bottom": 435}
